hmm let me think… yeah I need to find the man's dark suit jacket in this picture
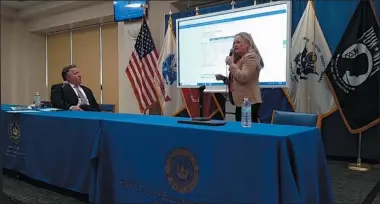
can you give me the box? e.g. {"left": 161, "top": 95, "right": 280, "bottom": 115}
{"left": 50, "top": 83, "right": 100, "bottom": 112}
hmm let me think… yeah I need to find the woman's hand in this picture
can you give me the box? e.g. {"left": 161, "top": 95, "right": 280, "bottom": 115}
{"left": 70, "top": 105, "right": 83, "bottom": 111}
{"left": 215, "top": 74, "right": 226, "bottom": 81}
{"left": 228, "top": 65, "right": 236, "bottom": 72}
{"left": 225, "top": 56, "right": 234, "bottom": 66}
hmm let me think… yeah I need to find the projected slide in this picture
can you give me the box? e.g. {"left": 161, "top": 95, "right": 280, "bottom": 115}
{"left": 177, "top": 1, "right": 290, "bottom": 91}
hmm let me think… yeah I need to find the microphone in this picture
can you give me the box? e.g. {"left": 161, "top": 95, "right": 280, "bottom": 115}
{"left": 225, "top": 48, "right": 233, "bottom": 66}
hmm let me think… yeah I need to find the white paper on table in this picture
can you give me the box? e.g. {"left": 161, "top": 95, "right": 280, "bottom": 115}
{"left": 38, "top": 108, "right": 61, "bottom": 112}
{"left": 10, "top": 106, "right": 31, "bottom": 110}
{"left": 6, "top": 110, "right": 40, "bottom": 113}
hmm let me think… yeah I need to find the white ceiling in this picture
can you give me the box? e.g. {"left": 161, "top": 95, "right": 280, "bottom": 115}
{"left": 0, "top": 1, "right": 44, "bottom": 10}
{"left": 1, "top": 1, "right": 104, "bottom": 22}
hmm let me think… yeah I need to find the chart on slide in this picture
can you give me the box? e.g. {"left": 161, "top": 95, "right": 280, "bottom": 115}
{"left": 200, "top": 36, "right": 234, "bottom": 82}
{"left": 201, "top": 37, "right": 233, "bottom": 66}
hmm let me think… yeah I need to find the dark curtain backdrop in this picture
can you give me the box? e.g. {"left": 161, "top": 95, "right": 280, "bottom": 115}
{"left": 165, "top": 0, "right": 380, "bottom": 160}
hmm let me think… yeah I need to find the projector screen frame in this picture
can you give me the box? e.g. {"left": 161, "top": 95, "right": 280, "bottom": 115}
{"left": 175, "top": 1, "right": 292, "bottom": 91}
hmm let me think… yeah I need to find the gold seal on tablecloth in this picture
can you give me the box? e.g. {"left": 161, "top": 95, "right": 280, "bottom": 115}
{"left": 165, "top": 148, "right": 199, "bottom": 194}
{"left": 8, "top": 120, "right": 21, "bottom": 145}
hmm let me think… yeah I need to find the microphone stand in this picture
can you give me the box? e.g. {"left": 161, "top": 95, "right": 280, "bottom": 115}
{"left": 192, "top": 85, "right": 210, "bottom": 121}
{"left": 199, "top": 85, "right": 205, "bottom": 118}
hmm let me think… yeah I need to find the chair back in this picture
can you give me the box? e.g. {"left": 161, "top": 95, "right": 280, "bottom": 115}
{"left": 99, "top": 104, "right": 115, "bottom": 113}
{"left": 271, "top": 110, "right": 321, "bottom": 128}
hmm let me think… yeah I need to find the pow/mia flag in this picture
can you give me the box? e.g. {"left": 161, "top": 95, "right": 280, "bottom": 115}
{"left": 325, "top": 0, "right": 380, "bottom": 134}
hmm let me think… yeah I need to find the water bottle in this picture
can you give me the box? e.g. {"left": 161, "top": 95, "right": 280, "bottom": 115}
{"left": 241, "top": 98, "right": 252, "bottom": 127}
{"left": 34, "top": 92, "right": 41, "bottom": 108}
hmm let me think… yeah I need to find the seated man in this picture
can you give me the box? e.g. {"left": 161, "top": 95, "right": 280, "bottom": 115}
{"left": 50, "top": 64, "right": 100, "bottom": 111}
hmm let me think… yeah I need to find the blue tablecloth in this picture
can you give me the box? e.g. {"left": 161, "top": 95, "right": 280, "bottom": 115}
{"left": 0, "top": 105, "right": 137, "bottom": 194}
{"left": 1, "top": 110, "right": 102, "bottom": 194}
{"left": 1, "top": 105, "right": 333, "bottom": 203}
{"left": 93, "top": 115, "right": 333, "bottom": 204}
{"left": 0, "top": 104, "right": 148, "bottom": 196}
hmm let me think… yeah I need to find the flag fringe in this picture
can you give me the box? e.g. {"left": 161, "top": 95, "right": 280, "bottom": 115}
{"left": 282, "top": 88, "right": 296, "bottom": 112}
{"left": 326, "top": 75, "right": 380, "bottom": 134}
{"left": 172, "top": 106, "right": 186, "bottom": 117}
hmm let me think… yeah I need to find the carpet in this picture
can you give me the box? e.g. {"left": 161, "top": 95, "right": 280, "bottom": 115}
{"left": 2, "top": 163, "right": 380, "bottom": 204}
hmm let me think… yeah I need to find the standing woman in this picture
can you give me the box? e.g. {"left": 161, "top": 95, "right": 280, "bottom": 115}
{"left": 216, "top": 32, "right": 264, "bottom": 122}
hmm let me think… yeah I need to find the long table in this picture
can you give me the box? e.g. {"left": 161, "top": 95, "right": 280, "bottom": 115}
{"left": 1, "top": 108, "right": 108, "bottom": 197}
{"left": 1, "top": 105, "right": 333, "bottom": 203}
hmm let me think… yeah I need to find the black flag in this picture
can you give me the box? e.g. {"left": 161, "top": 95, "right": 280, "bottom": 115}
{"left": 325, "top": 0, "right": 380, "bottom": 134}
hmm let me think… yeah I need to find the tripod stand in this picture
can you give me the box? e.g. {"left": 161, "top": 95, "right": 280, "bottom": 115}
{"left": 192, "top": 85, "right": 210, "bottom": 121}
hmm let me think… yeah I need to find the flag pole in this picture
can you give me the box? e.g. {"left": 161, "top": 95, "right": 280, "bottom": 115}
{"left": 142, "top": 3, "right": 148, "bottom": 18}
{"left": 348, "top": 132, "right": 372, "bottom": 171}
{"left": 142, "top": 3, "right": 150, "bottom": 115}
{"left": 310, "top": 0, "right": 316, "bottom": 113}
{"left": 347, "top": 0, "right": 375, "bottom": 172}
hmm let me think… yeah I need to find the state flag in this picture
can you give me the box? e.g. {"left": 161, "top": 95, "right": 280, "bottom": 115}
{"left": 287, "top": 1, "right": 336, "bottom": 115}
{"left": 156, "top": 15, "right": 182, "bottom": 116}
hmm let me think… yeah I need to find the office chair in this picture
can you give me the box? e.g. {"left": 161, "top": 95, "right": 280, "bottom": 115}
{"left": 271, "top": 110, "right": 321, "bottom": 128}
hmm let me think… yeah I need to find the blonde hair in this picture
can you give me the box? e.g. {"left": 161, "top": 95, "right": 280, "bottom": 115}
{"left": 234, "top": 32, "right": 264, "bottom": 68}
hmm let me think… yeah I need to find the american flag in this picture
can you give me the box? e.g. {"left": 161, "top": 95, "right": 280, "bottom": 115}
{"left": 125, "top": 18, "right": 163, "bottom": 113}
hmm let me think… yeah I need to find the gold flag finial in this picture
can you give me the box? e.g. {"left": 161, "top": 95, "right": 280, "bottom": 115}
{"left": 168, "top": 10, "right": 172, "bottom": 22}
{"left": 195, "top": 6, "right": 199, "bottom": 16}
{"left": 231, "top": 0, "right": 236, "bottom": 9}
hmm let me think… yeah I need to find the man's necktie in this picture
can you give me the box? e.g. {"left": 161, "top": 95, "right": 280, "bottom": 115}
{"left": 74, "top": 85, "right": 88, "bottom": 105}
